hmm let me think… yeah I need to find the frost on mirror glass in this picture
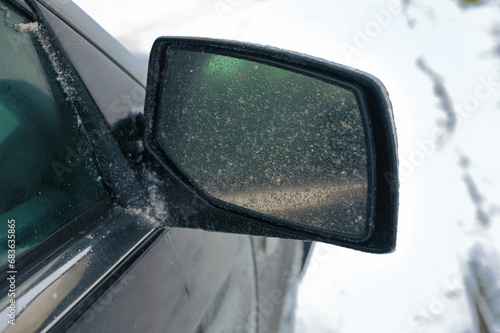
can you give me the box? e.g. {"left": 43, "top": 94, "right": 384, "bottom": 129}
{"left": 156, "top": 49, "right": 369, "bottom": 236}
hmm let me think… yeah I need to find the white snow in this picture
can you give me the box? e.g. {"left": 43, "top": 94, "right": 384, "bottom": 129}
{"left": 35, "top": 26, "right": 78, "bottom": 101}
{"left": 73, "top": 0, "right": 500, "bottom": 332}
{"left": 13, "top": 22, "right": 39, "bottom": 33}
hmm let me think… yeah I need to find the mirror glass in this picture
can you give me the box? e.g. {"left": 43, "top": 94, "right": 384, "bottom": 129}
{"left": 155, "top": 49, "right": 371, "bottom": 237}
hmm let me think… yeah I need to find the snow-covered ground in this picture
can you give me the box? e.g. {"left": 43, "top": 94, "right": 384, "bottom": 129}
{"left": 73, "top": 0, "right": 500, "bottom": 332}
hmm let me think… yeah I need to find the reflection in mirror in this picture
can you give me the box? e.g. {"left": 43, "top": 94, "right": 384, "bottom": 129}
{"left": 156, "top": 49, "right": 370, "bottom": 237}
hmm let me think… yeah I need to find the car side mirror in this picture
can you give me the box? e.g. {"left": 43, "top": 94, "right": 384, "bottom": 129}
{"left": 144, "top": 37, "right": 398, "bottom": 253}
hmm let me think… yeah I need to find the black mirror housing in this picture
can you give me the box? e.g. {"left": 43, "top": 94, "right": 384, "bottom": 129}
{"left": 144, "top": 37, "right": 398, "bottom": 253}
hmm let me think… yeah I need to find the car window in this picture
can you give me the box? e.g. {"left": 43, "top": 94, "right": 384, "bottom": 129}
{"left": 0, "top": 3, "right": 106, "bottom": 266}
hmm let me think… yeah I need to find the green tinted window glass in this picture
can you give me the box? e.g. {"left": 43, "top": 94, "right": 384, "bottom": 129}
{"left": 0, "top": 4, "right": 106, "bottom": 265}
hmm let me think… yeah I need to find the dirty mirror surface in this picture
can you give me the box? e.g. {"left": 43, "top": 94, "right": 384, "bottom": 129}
{"left": 156, "top": 49, "right": 370, "bottom": 237}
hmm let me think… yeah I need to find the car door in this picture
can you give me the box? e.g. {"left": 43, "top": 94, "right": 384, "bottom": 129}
{"left": 69, "top": 229, "right": 258, "bottom": 333}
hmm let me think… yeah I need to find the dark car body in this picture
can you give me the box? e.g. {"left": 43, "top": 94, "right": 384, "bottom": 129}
{"left": 0, "top": 0, "right": 308, "bottom": 332}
